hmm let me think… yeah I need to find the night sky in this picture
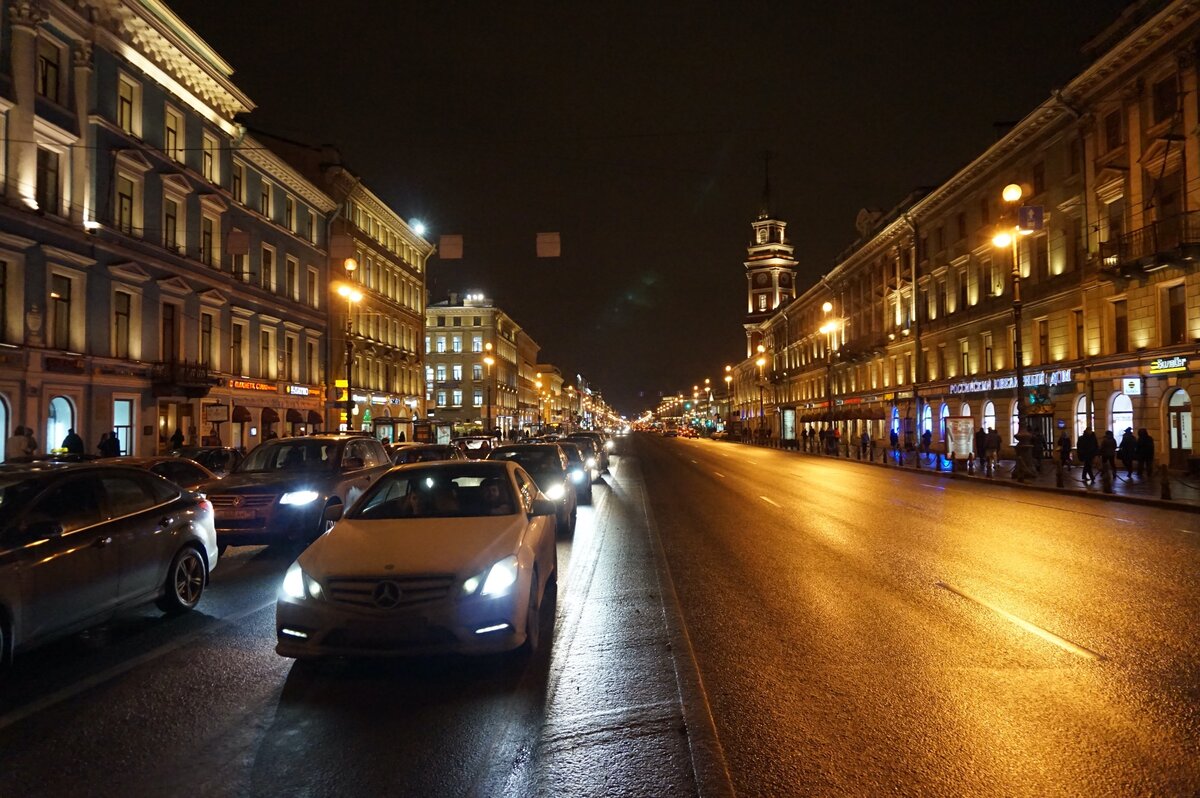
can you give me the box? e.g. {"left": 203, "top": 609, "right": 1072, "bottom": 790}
{"left": 171, "top": 0, "right": 1131, "bottom": 415}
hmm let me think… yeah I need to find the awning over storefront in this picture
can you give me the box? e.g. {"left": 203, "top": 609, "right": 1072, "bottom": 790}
{"left": 306, "top": 410, "right": 323, "bottom": 425}
{"left": 232, "top": 405, "right": 252, "bottom": 423}
{"left": 261, "top": 407, "right": 280, "bottom": 424}
{"left": 286, "top": 408, "right": 304, "bottom": 423}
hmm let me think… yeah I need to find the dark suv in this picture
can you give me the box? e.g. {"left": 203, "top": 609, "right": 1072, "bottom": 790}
{"left": 205, "top": 435, "right": 391, "bottom": 549}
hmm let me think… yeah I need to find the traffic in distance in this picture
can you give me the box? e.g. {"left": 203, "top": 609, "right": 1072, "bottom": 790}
{"left": 0, "top": 428, "right": 622, "bottom": 665}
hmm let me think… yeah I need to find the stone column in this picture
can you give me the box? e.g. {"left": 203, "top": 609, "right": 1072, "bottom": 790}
{"left": 71, "top": 40, "right": 93, "bottom": 226}
{"left": 7, "top": 0, "right": 45, "bottom": 207}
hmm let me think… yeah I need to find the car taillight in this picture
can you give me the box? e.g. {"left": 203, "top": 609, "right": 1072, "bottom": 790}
{"left": 197, "top": 498, "right": 213, "bottom": 514}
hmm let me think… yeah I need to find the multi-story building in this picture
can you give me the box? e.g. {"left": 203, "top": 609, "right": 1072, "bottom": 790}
{"left": 739, "top": 0, "right": 1199, "bottom": 470}
{"left": 257, "top": 135, "right": 432, "bottom": 442}
{"left": 534, "top": 364, "right": 563, "bottom": 429}
{"left": 425, "top": 292, "right": 539, "bottom": 439}
{"left": 0, "top": 0, "right": 334, "bottom": 457}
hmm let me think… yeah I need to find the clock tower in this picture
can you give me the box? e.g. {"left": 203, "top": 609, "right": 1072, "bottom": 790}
{"left": 743, "top": 190, "right": 797, "bottom": 356}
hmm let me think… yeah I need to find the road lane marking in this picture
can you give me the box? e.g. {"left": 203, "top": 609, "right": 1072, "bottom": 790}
{"left": 690, "top": 459, "right": 698, "bottom": 464}
{"left": 759, "top": 496, "right": 781, "bottom": 507}
{"left": 747, "top": 460, "right": 758, "bottom": 465}
{"left": 936, "top": 581, "right": 1102, "bottom": 661}
{"left": 713, "top": 471, "right": 725, "bottom": 478}
{"left": 0, "top": 597, "right": 278, "bottom": 733}
{"left": 919, "top": 483, "right": 943, "bottom": 489}
{"left": 1181, "top": 529, "right": 1196, "bottom": 535}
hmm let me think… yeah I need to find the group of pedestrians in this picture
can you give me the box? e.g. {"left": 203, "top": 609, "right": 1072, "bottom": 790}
{"left": 1063, "top": 427, "right": 1155, "bottom": 482}
{"left": 3, "top": 425, "right": 124, "bottom": 461}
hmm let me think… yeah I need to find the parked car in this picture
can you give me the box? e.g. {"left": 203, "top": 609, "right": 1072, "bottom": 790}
{"left": 387, "top": 443, "right": 463, "bottom": 465}
{"left": 98, "top": 456, "right": 219, "bottom": 490}
{"left": 452, "top": 435, "right": 500, "bottom": 460}
{"left": 0, "top": 462, "right": 217, "bottom": 662}
{"left": 170, "top": 446, "right": 244, "bottom": 477}
{"left": 486, "top": 444, "right": 577, "bottom": 534}
{"left": 205, "top": 435, "right": 392, "bottom": 549}
{"left": 275, "top": 460, "right": 557, "bottom": 659}
{"left": 553, "top": 441, "right": 593, "bottom": 504}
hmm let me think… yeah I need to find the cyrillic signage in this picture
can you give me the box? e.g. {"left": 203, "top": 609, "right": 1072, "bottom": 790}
{"left": 948, "top": 368, "right": 1072, "bottom": 395}
{"left": 1149, "top": 356, "right": 1188, "bottom": 375}
{"left": 229, "top": 379, "right": 276, "bottom": 392}
{"left": 286, "top": 385, "right": 311, "bottom": 396}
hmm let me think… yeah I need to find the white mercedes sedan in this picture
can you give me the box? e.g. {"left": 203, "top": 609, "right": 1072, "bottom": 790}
{"left": 275, "top": 460, "right": 558, "bottom": 660}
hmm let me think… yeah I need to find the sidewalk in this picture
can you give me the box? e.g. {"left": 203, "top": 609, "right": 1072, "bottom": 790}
{"left": 733, "top": 439, "right": 1200, "bottom": 513}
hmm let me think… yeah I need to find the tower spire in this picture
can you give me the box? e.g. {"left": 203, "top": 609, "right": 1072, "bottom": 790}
{"left": 758, "top": 150, "right": 773, "bottom": 220}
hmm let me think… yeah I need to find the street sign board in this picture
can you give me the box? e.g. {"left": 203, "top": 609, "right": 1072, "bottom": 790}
{"left": 1018, "top": 205, "right": 1044, "bottom": 231}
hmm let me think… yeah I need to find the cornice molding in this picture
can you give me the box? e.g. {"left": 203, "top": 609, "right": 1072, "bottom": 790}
{"left": 239, "top": 136, "right": 337, "bottom": 214}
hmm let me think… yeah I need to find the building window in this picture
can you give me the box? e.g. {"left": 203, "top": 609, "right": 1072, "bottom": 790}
{"left": 231, "top": 163, "right": 244, "bottom": 203}
{"left": 259, "top": 330, "right": 272, "bottom": 379}
{"left": 956, "top": 212, "right": 967, "bottom": 242}
{"left": 164, "top": 107, "right": 184, "bottom": 162}
{"left": 1033, "top": 235, "right": 1049, "bottom": 277}
{"left": 436, "top": 390, "right": 447, "bottom": 407}
{"left": 201, "top": 215, "right": 216, "bottom": 266}
{"left": 50, "top": 275, "right": 70, "bottom": 349}
{"left": 232, "top": 253, "right": 248, "bottom": 282}
{"left": 435, "top": 336, "right": 446, "bottom": 353}
{"left": 307, "top": 269, "right": 318, "bottom": 308}
{"left": 202, "top": 134, "right": 219, "bottom": 183}
{"left": 1166, "top": 284, "right": 1187, "bottom": 345}
{"left": 1103, "top": 110, "right": 1122, "bottom": 153}
{"left": 452, "top": 364, "right": 463, "bottom": 381}
{"left": 162, "top": 302, "right": 179, "bottom": 362}
{"left": 435, "top": 364, "right": 446, "bottom": 382}
{"left": 472, "top": 364, "right": 483, "bottom": 380}
{"left": 286, "top": 257, "right": 299, "bottom": 301}
{"left": 261, "top": 245, "right": 275, "bottom": 291}
{"left": 979, "top": 197, "right": 990, "bottom": 227}
{"left": 284, "top": 335, "right": 296, "bottom": 381}
{"left": 117, "top": 76, "right": 139, "bottom": 135}
{"left": 1073, "top": 309, "right": 1085, "bottom": 359}
{"left": 0, "top": 262, "right": 7, "bottom": 344}
{"left": 1032, "top": 161, "right": 1046, "bottom": 196}
{"left": 36, "top": 37, "right": 61, "bottom": 103}
{"left": 451, "top": 336, "right": 462, "bottom": 353}
{"left": 163, "top": 197, "right": 180, "bottom": 251}
{"left": 1113, "top": 299, "right": 1128, "bottom": 353}
{"left": 36, "top": 147, "right": 60, "bottom": 215}
{"left": 983, "top": 400, "right": 996, "bottom": 432}
{"left": 1152, "top": 75, "right": 1178, "bottom": 126}
{"left": 1037, "top": 319, "right": 1049, "bottom": 364}
{"left": 471, "top": 335, "right": 483, "bottom": 353}
{"left": 957, "top": 270, "right": 967, "bottom": 311}
{"left": 1075, "top": 394, "right": 1090, "bottom": 440}
{"left": 114, "top": 291, "right": 132, "bottom": 359}
{"left": 758, "top": 294, "right": 767, "bottom": 312}
{"left": 260, "top": 181, "right": 272, "bottom": 217}
{"left": 960, "top": 341, "right": 969, "bottom": 376}
{"left": 425, "top": 336, "right": 431, "bottom": 354}
{"left": 307, "top": 210, "right": 316, "bottom": 243}
{"left": 452, "top": 389, "right": 463, "bottom": 406}
{"left": 307, "top": 340, "right": 318, "bottom": 383}
{"left": 232, "top": 322, "right": 245, "bottom": 374}
{"left": 473, "top": 390, "right": 483, "bottom": 407}
{"left": 983, "top": 334, "right": 993, "bottom": 373}
{"left": 1111, "top": 393, "right": 1133, "bottom": 434}
{"left": 285, "top": 196, "right": 295, "bottom": 232}
{"left": 200, "top": 312, "right": 214, "bottom": 366}
{"left": 116, "top": 175, "right": 135, "bottom": 234}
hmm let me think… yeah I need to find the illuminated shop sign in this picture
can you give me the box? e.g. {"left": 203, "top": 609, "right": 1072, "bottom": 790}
{"left": 351, "top": 393, "right": 369, "bottom": 404}
{"left": 370, "top": 396, "right": 387, "bottom": 405}
{"left": 286, "top": 385, "right": 311, "bottom": 396}
{"left": 948, "top": 368, "right": 1073, "bottom": 395}
{"left": 229, "top": 379, "right": 277, "bottom": 392}
{"left": 1149, "top": 356, "right": 1188, "bottom": 375}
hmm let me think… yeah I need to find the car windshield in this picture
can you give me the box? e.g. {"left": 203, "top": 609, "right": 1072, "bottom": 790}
{"left": 489, "top": 447, "right": 562, "bottom": 473}
{"left": 351, "top": 466, "right": 518, "bottom": 520}
{"left": 238, "top": 441, "right": 335, "bottom": 473}
{"left": 557, "top": 445, "right": 584, "bottom": 466}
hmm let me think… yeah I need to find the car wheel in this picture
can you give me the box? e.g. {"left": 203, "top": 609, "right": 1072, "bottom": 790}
{"left": 156, "top": 546, "right": 206, "bottom": 614}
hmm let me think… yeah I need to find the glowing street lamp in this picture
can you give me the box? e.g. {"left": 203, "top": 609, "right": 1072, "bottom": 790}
{"left": 482, "top": 342, "right": 495, "bottom": 435}
{"left": 336, "top": 283, "right": 364, "bottom": 426}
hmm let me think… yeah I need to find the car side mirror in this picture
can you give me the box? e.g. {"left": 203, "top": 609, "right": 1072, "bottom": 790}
{"left": 529, "top": 498, "right": 556, "bottom": 517}
{"left": 342, "top": 456, "right": 364, "bottom": 471}
{"left": 24, "top": 519, "right": 64, "bottom": 539}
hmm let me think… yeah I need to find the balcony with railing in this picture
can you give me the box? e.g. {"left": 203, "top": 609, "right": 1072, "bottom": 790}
{"left": 151, "top": 360, "right": 221, "bottom": 397}
{"left": 1100, "top": 211, "right": 1200, "bottom": 275}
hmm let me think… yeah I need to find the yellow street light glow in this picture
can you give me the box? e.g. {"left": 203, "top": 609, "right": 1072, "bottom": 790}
{"left": 755, "top": 357, "right": 766, "bottom": 368}
{"left": 343, "top": 257, "right": 358, "bottom": 273}
{"left": 821, "top": 301, "right": 833, "bottom": 313}
{"left": 725, "top": 364, "right": 732, "bottom": 373}
{"left": 724, "top": 375, "right": 732, "bottom": 384}
{"left": 485, "top": 342, "right": 493, "bottom": 352}
{"left": 1001, "top": 183, "right": 1023, "bottom": 203}
{"left": 336, "top": 284, "right": 363, "bottom": 302}
{"left": 992, "top": 231, "right": 1013, "bottom": 248}
{"left": 756, "top": 344, "right": 765, "bottom": 354}
{"left": 483, "top": 355, "right": 495, "bottom": 366}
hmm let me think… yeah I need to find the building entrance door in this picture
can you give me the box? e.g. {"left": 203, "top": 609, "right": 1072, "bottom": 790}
{"left": 157, "top": 400, "right": 194, "bottom": 453}
{"left": 1167, "top": 389, "right": 1192, "bottom": 470}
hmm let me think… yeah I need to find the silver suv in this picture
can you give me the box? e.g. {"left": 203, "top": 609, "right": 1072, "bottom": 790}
{"left": 206, "top": 435, "right": 391, "bottom": 549}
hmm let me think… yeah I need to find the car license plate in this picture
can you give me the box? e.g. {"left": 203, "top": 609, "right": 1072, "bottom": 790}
{"left": 347, "top": 617, "right": 427, "bottom": 645}
{"left": 222, "top": 509, "right": 258, "bottom": 520}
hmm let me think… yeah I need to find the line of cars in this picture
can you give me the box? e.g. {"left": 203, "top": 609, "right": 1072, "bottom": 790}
{"left": 0, "top": 429, "right": 617, "bottom": 667}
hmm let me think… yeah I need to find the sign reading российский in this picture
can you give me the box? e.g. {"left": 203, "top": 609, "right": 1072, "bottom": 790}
{"left": 948, "top": 368, "right": 1074, "bottom": 395}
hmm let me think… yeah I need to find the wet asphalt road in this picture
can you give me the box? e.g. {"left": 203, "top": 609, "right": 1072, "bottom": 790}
{"left": 2, "top": 434, "right": 1198, "bottom": 797}
{"left": 640, "top": 434, "right": 1200, "bottom": 797}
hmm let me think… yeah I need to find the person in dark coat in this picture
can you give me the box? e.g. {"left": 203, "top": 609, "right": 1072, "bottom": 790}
{"left": 1057, "top": 429, "right": 1072, "bottom": 469}
{"left": 1136, "top": 429, "right": 1155, "bottom": 478}
{"left": 1099, "top": 430, "right": 1118, "bottom": 477}
{"left": 61, "top": 428, "right": 85, "bottom": 455}
{"left": 1077, "top": 427, "right": 1099, "bottom": 482}
{"left": 921, "top": 429, "right": 932, "bottom": 454}
{"left": 1117, "top": 427, "right": 1137, "bottom": 478}
{"left": 100, "top": 429, "right": 121, "bottom": 457}
{"left": 974, "top": 427, "right": 987, "bottom": 470}
{"left": 169, "top": 428, "right": 185, "bottom": 449}
{"left": 984, "top": 427, "right": 1001, "bottom": 470}
{"left": 1031, "top": 429, "right": 1045, "bottom": 471}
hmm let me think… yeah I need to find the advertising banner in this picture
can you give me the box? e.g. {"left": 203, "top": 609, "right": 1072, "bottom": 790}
{"left": 944, "top": 416, "right": 975, "bottom": 459}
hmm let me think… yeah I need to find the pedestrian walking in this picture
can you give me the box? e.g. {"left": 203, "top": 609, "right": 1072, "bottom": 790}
{"left": 1117, "top": 427, "right": 1136, "bottom": 478}
{"left": 5, "top": 425, "right": 27, "bottom": 461}
{"left": 1136, "top": 429, "right": 1155, "bottom": 478}
{"left": 1031, "top": 429, "right": 1045, "bottom": 472}
{"left": 1057, "top": 429, "right": 1071, "bottom": 469}
{"left": 860, "top": 430, "right": 870, "bottom": 459}
{"left": 100, "top": 429, "right": 121, "bottom": 457}
{"left": 832, "top": 426, "right": 842, "bottom": 455}
{"left": 889, "top": 428, "right": 899, "bottom": 452}
{"left": 1099, "top": 430, "right": 1118, "bottom": 478}
{"left": 61, "top": 427, "right": 85, "bottom": 455}
{"left": 1077, "top": 427, "right": 1098, "bottom": 483}
{"left": 169, "top": 427, "right": 185, "bottom": 449}
{"left": 921, "top": 429, "right": 932, "bottom": 455}
{"left": 974, "top": 427, "right": 987, "bottom": 471}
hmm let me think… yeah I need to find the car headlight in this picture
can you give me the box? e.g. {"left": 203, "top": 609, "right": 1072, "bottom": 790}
{"left": 544, "top": 483, "right": 565, "bottom": 501}
{"left": 585, "top": 457, "right": 596, "bottom": 468}
{"left": 462, "top": 555, "right": 519, "bottom": 598}
{"left": 281, "top": 561, "right": 322, "bottom": 600}
{"left": 604, "top": 440, "right": 614, "bottom": 451}
{"left": 280, "top": 490, "right": 320, "bottom": 506}
{"left": 571, "top": 469, "right": 584, "bottom": 483}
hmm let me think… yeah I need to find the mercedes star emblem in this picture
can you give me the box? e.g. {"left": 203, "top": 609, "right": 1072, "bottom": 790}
{"left": 373, "top": 580, "right": 403, "bottom": 609}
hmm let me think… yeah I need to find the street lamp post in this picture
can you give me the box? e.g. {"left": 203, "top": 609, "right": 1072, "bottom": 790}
{"left": 755, "top": 344, "right": 767, "bottom": 441}
{"left": 993, "top": 182, "right": 1035, "bottom": 480}
{"left": 819, "top": 301, "right": 836, "bottom": 452}
{"left": 723, "top": 366, "right": 733, "bottom": 432}
{"left": 336, "top": 280, "right": 363, "bottom": 430}
{"left": 483, "top": 342, "right": 495, "bottom": 436}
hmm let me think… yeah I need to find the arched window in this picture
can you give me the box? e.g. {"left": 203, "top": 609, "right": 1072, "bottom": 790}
{"left": 921, "top": 405, "right": 933, "bottom": 433}
{"left": 1010, "top": 400, "right": 1020, "bottom": 442}
{"left": 1167, "top": 388, "right": 1193, "bottom": 454}
{"left": 983, "top": 400, "right": 996, "bottom": 432}
{"left": 1110, "top": 393, "right": 1133, "bottom": 434}
{"left": 891, "top": 406, "right": 900, "bottom": 433}
{"left": 939, "top": 403, "right": 950, "bottom": 440}
{"left": 0, "top": 394, "right": 8, "bottom": 462}
{"left": 47, "top": 396, "right": 74, "bottom": 453}
{"left": 1075, "top": 394, "right": 1090, "bottom": 440}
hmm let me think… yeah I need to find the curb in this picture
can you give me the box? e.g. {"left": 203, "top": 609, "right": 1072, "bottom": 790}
{"left": 719, "top": 440, "right": 1200, "bottom": 515}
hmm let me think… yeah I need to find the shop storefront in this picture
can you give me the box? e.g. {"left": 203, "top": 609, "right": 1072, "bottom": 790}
{"left": 337, "top": 392, "right": 422, "bottom": 443}
{"left": 202, "top": 379, "right": 325, "bottom": 452}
